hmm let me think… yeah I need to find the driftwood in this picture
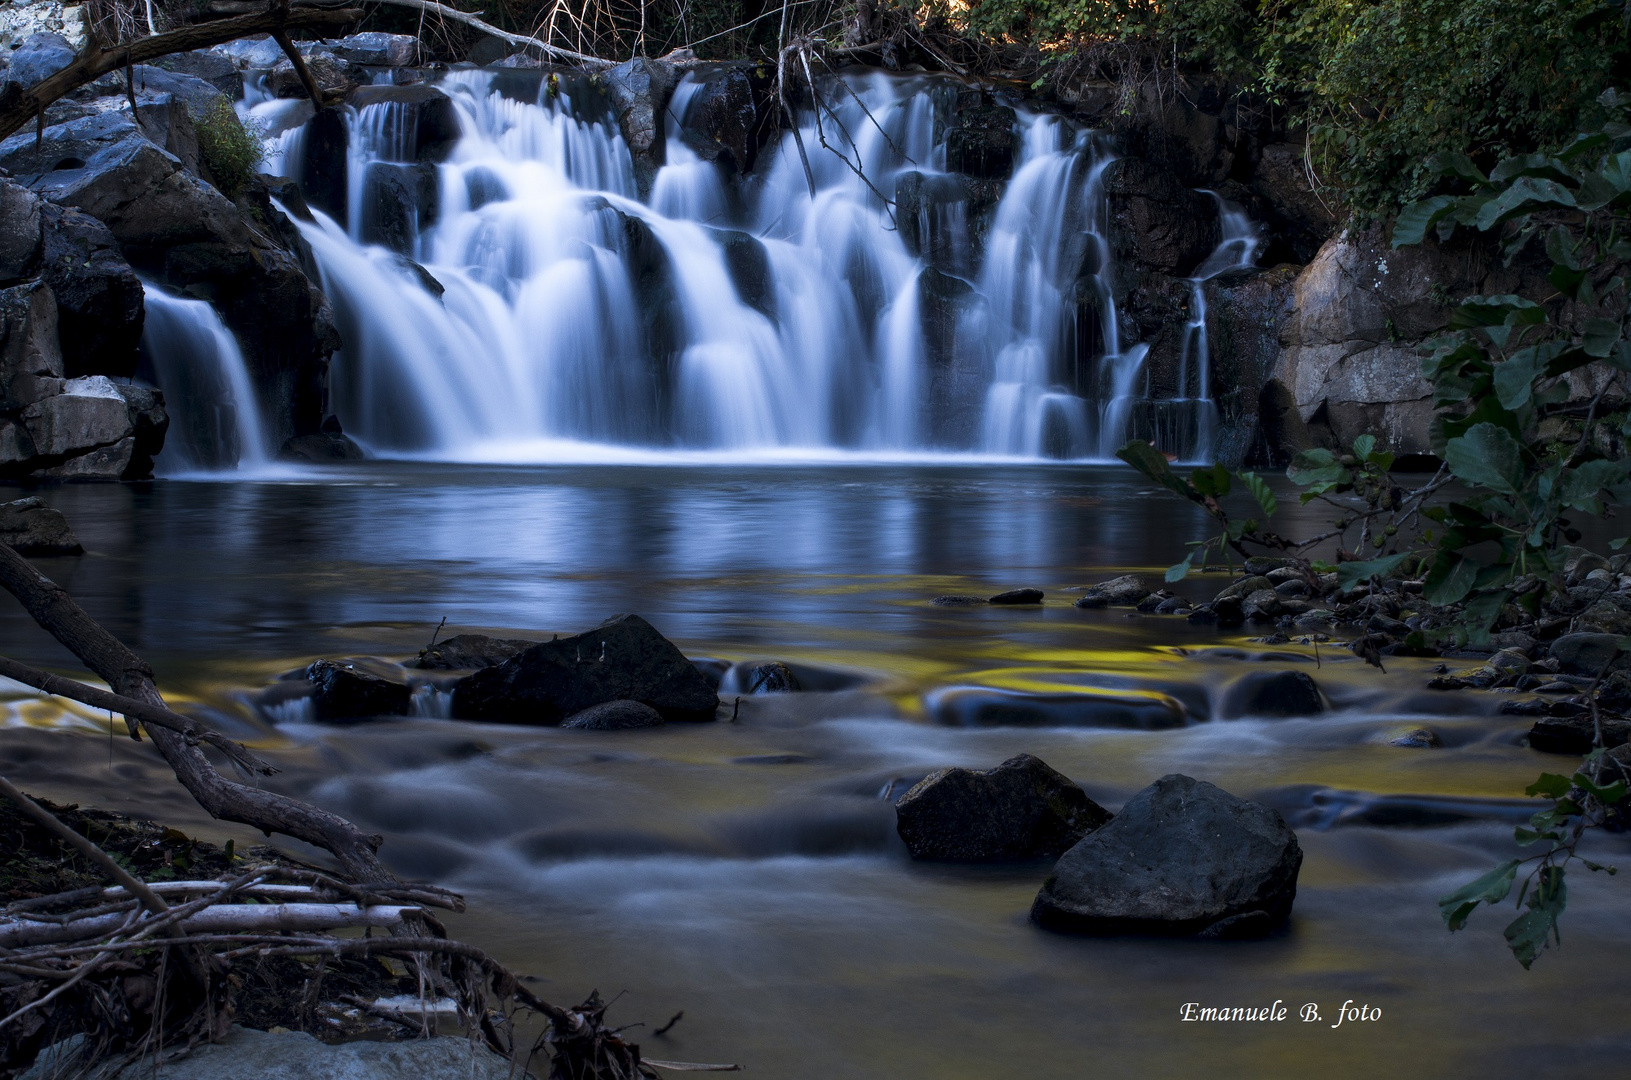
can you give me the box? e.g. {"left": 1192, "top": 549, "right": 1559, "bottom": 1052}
{"left": 0, "top": 542, "right": 392, "bottom": 882}
{"left": 0, "top": 3, "right": 361, "bottom": 143}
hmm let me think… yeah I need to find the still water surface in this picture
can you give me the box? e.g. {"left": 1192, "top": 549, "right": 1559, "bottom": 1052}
{"left": 1, "top": 463, "right": 1627, "bottom": 1078}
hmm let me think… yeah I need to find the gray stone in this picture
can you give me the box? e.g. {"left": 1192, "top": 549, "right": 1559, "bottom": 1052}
{"left": 153, "top": 50, "right": 244, "bottom": 97}
{"left": 269, "top": 53, "right": 356, "bottom": 99}
{"left": 743, "top": 661, "right": 800, "bottom": 693}
{"left": 1103, "top": 157, "right": 1219, "bottom": 276}
{"left": 0, "top": 179, "right": 42, "bottom": 282}
{"left": 1387, "top": 727, "right": 1442, "bottom": 748}
{"left": 21, "top": 376, "right": 134, "bottom": 458}
{"left": 36, "top": 434, "right": 135, "bottom": 480}
{"left": 675, "top": 63, "right": 763, "bottom": 175}
{"left": 929, "top": 686, "right": 1188, "bottom": 729}
{"left": 1549, "top": 633, "right": 1631, "bottom": 677}
{"left": 329, "top": 32, "right": 419, "bottom": 67}
{"left": 0, "top": 496, "right": 81, "bottom": 554}
{"left": 562, "top": 698, "right": 665, "bottom": 730}
{"left": 452, "top": 613, "right": 719, "bottom": 724}
{"left": 0, "top": 281, "right": 63, "bottom": 413}
{"left": 1073, "top": 574, "right": 1149, "bottom": 607}
{"left": 896, "top": 753, "right": 1111, "bottom": 861}
{"left": 3, "top": 32, "right": 73, "bottom": 90}
{"left": 931, "top": 594, "right": 987, "bottom": 606}
{"left": 1032, "top": 774, "right": 1302, "bottom": 938}
{"left": 600, "top": 57, "right": 675, "bottom": 198}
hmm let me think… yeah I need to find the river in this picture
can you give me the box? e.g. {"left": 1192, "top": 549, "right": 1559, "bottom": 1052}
{"left": 0, "top": 462, "right": 1626, "bottom": 1078}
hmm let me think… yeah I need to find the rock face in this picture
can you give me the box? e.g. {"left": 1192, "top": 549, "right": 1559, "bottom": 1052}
{"left": 414, "top": 633, "right": 537, "bottom": 670}
{"left": 896, "top": 753, "right": 1111, "bottom": 861}
{"left": 451, "top": 614, "right": 719, "bottom": 724}
{"left": 1104, "top": 158, "right": 1219, "bottom": 277}
{"left": 306, "top": 660, "right": 411, "bottom": 722}
{"left": 675, "top": 64, "right": 768, "bottom": 175}
{"left": 0, "top": 497, "right": 81, "bottom": 554}
{"left": 599, "top": 57, "right": 676, "bottom": 198}
{"left": 1032, "top": 774, "right": 1302, "bottom": 938}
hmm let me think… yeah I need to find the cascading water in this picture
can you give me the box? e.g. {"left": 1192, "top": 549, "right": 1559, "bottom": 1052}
{"left": 138, "top": 284, "right": 270, "bottom": 471}
{"left": 253, "top": 67, "right": 1257, "bottom": 462}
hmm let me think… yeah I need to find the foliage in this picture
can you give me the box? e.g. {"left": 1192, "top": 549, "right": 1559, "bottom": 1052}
{"left": 1120, "top": 99, "right": 1631, "bottom": 965}
{"left": 193, "top": 96, "right": 265, "bottom": 202}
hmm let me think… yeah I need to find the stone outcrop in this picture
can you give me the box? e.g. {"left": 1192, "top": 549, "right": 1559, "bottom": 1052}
{"left": 598, "top": 57, "right": 676, "bottom": 199}
{"left": 0, "top": 496, "right": 82, "bottom": 554}
{"left": 1032, "top": 774, "right": 1302, "bottom": 938}
{"left": 306, "top": 659, "right": 412, "bottom": 722}
{"left": 895, "top": 753, "right": 1111, "bottom": 861}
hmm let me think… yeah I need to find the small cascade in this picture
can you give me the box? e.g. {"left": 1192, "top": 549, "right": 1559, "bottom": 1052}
{"left": 138, "top": 284, "right": 270, "bottom": 471}
{"left": 242, "top": 67, "right": 1264, "bottom": 463}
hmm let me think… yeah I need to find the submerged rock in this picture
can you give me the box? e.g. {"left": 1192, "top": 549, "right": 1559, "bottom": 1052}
{"left": 414, "top": 633, "right": 536, "bottom": 670}
{"left": 562, "top": 699, "right": 664, "bottom": 730}
{"left": 1032, "top": 774, "right": 1302, "bottom": 938}
{"left": 895, "top": 753, "right": 1111, "bottom": 861}
{"left": 989, "top": 588, "right": 1044, "bottom": 605}
{"left": 744, "top": 661, "right": 801, "bottom": 694}
{"left": 451, "top": 614, "right": 718, "bottom": 724}
{"left": 0, "top": 497, "right": 81, "bottom": 554}
{"left": 932, "top": 594, "right": 987, "bottom": 606}
{"left": 929, "top": 686, "right": 1188, "bottom": 729}
{"left": 1386, "top": 727, "right": 1442, "bottom": 748}
{"left": 306, "top": 659, "right": 411, "bottom": 722}
{"left": 1219, "top": 670, "right": 1324, "bottom": 718}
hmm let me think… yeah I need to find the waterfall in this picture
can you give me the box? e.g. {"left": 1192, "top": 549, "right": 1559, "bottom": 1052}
{"left": 138, "top": 284, "right": 270, "bottom": 471}
{"left": 248, "top": 68, "right": 1257, "bottom": 463}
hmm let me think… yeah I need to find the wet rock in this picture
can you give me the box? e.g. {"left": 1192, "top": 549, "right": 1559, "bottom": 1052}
{"left": 152, "top": 50, "right": 243, "bottom": 97}
{"left": 929, "top": 686, "right": 1188, "bottom": 729}
{"left": 348, "top": 85, "right": 462, "bottom": 163}
{"left": 1387, "top": 727, "right": 1442, "bottom": 748}
{"left": 989, "top": 588, "right": 1043, "bottom": 605}
{"left": 305, "top": 659, "right": 411, "bottom": 722}
{"left": 1244, "top": 557, "right": 1294, "bottom": 576}
{"left": 1528, "top": 715, "right": 1631, "bottom": 754}
{"left": 299, "top": 106, "right": 350, "bottom": 222}
{"left": 562, "top": 699, "right": 664, "bottom": 730}
{"left": 711, "top": 228, "right": 772, "bottom": 318}
{"left": 0, "top": 281, "right": 63, "bottom": 413}
{"left": 414, "top": 633, "right": 536, "bottom": 670}
{"left": 1031, "top": 774, "right": 1302, "bottom": 938}
{"left": 676, "top": 64, "right": 765, "bottom": 175}
{"left": 600, "top": 57, "right": 675, "bottom": 198}
{"left": 745, "top": 661, "right": 800, "bottom": 694}
{"left": 931, "top": 594, "right": 987, "bottom": 606}
{"left": 0, "top": 497, "right": 81, "bottom": 554}
{"left": 452, "top": 613, "right": 718, "bottom": 724}
{"left": 1242, "top": 588, "right": 1282, "bottom": 622}
{"left": 358, "top": 161, "right": 438, "bottom": 255}
{"left": 944, "top": 99, "right": 1015, "bottom": 180}
{"left": 1219, "top": 670, "right": 1324, "bottom": 718}
{"left": 895, "top": 753, "right": 1111, "bottom": 862}
{"left": 1487, "top": 648, "right": 1533, "bottom": 676}
{"left": 280, "top": 430, "right": 366, "bottom": 462}
{"left": 1549, "top": 633, "right": 1631, "bottom": 677}
{"left": 22, "top": 376, "right": 135, "bottom": 460}
{"left": 1103, "top": 158, "right": 1219, "bottom": 276}
{"left": 270, "top": 53, "right": 357, "bottom": 100}
{"left": 1073, "top": 574, "right": 1149, "bottom": 607}
{"left": 1155, "top": 596, "right": 1191, "bottom": 614}
{"left": 1189, "top": 596, "right": 1244, "bottom": 627}
{"left": 1214, "top": 575, "right": 1273, "bottom": 602}
{"left": 1136, "top": 590, "right": 1174, "bottom": 612}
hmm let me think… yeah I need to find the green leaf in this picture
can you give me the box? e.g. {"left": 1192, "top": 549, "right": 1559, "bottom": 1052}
{"left": 1525, "top": 773, "right": 1573, "bottom": 798}
{"left": 1165, "top": 552, "right": 1196, "bottom": 584}
{"left": 1439, "top": 859, "right": 1520, "bottom": 931}
{"left": 1392, "top": 195, "right": 1456, "bottom": 248}
{"left": 1287, "top": 448, "right": 1347, "bottom": 487}
{"left": 1351, "top": 434, "right": 1377, "bottom": 460}
{"left": 1191, "top": 462, "right": 1231, "bottom": 498}
{"left": 1560, "top": 460, "right": 1631, "bottom": 511}
{"left": 1422, "top": 551, "right": 1479, "bottom": 606}
{"left": 1571, "top": 772, "right": 1629, "bottom": 804}
{"left": 1116, "top": 441, "right": 1191, "bottom": 501}
{"left": 1426, "top": 152, "right": 1489, "bottom": 184}
{"left": 1581, "top": 317, "right": 1623, "bottom": 358}
{"left": 1445, "top": 423, "right": 1524, "bottom": 495}
{"left": 1335, "top": 552, "right": 1412, "bottom": 590}
{"left": 1475, "top": 177, "right": 1578, "bottom": 231}
{"left": 1503, "top": 866, "right": 1566, "bottom": 969}
{"left": 1240, "top": 472, "right": 1277, "bottom": 519}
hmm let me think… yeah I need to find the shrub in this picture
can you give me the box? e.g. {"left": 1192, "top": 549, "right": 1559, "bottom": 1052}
{"left": 193, "top": 96, "right": 265, "bottom": 201}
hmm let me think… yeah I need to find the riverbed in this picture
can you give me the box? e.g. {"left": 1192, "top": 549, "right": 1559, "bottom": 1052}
{"left": 1, "top": 462, "right": 1627, "bottom": 1079}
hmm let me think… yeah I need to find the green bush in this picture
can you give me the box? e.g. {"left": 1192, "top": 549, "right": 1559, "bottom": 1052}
{"left": 193, "top": 96, "right": 265, "bottom": 202}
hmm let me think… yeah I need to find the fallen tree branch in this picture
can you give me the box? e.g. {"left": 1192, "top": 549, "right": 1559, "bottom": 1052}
{"left": 0, "top": 902, "right": 425, "bottom": 950}
{"left": 0, "top": 543, "right": 391, "bottom": 881}
{"left": 0, "top": 653, "right": 277, "bottom": 777}
{"left": 0, "top": 4, "right": 362, "bottom": 143}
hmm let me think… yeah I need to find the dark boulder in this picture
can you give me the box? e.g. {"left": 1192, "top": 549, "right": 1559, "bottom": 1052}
{"left": 1549, "top": 633, "right": 1631, "bottom": 677}
{"left": 1528, "top": 715, "right": 1631, "bottom": 754}
{"left": 37, "top": 203, "right": 144, "bottom": 379}
{"left": 944, "top": 99, "right": 1015, "bottom": 181}
{"left": 270, "top": 53, "right": 357, "bottom": 100}
{"left": 1072, "top": 574, "right": 1149, "bottom": 607}
{"left": 1219, "top": 670, "right": 1325, "bottom": 718}
{"left": 329, "top": 32, "right": 419, "bottom": 67}
{"left": 358, "top": 162, "right": 438, "bottom": 255}
{"left": 153, "top": 50, "right": 244, "bottom": 97}
{"left": 414, "top": 633, "right": 536, "bottom": 670}
{"left": 279, "top": 430, "right": 365, "bottom": 462}
{"left": 989, "top": 588, "right": 1043, "bottom": 605}
{"left": 0, "top": 180, "right": 43, "bottom": 282}
{"left": 562, "top": 699, "right": 665, "bottom": 730}
{"left": 0, "top": 497, "right": 82, "bottom": 555}
{"left": 929, "top": 686, "right": 1187, "bottom": 729}
{"left": 348, "top": 85, "right": 462, "bottom": 163}
{"left": 3, "top": 34, "right": 74, "bottom": 90}
{"left": 676, "top": 65, "right": 765, "bottom": 175}
{"left": 299, "top": 106, "right": 350, "bottom": 222}
{"left": 1031, "top": 774, "right": 1302, "bottom": 938}
{"left": 306, "top": 659, "right": 411, "bottom": 722}
{"left": 451, "top": 614, "right": 718, "bottom": 724}
{"left": 896, "top": 753, "right": 1111, "bottom": 861}
{"left": 743, "top": 661, "right": 800, "bottom": 694}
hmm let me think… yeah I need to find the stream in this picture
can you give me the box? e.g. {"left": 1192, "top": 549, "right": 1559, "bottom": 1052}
{"left": 0, "top": 463, "right": 1627, "bottom": 1077}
